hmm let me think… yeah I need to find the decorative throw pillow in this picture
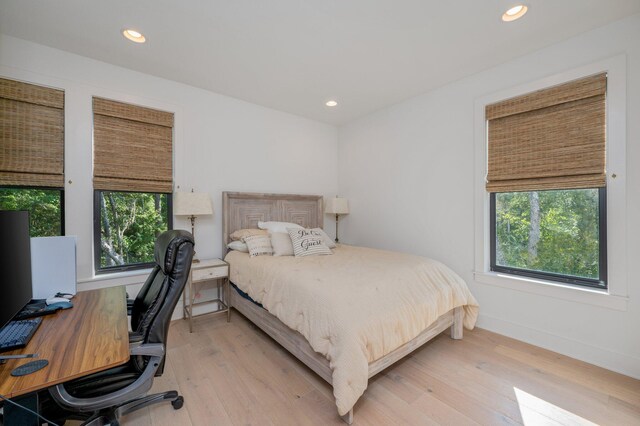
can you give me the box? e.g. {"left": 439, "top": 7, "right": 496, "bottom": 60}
{"left": 258, "top": 221, "right": 303, "bottom": 234}
{"left": 244, "top": 235, "right": 274, "bottom": 257}
{"left": 230, "top": 228, "right": 268, "bottom": 241}
{"left": 226, "top": 240, "right": 249, "bottom": 253}
{"left": 270, "top": 232, "right": 294, "bottom": 256}
{"left": 287, "top": 228, "right": 332, "bottom": 257}
{"left": 311, "top": 228, "right": 336, "bottom": 249}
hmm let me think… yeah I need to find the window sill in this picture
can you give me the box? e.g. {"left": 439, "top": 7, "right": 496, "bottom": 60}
{"left": 474, "top": 271, "right": 628, "bottom": 311}
{"left": 77, "top": 268, "right": 152, "bottom": 291}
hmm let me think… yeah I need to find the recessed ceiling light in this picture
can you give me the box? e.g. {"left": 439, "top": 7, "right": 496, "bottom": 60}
{"left": 123, "top": 29, "right": 146, "bottom": 43}
{"left": 502, "top": 5, "right": 528, "bottom": 22}
{"left": 326, "top": 100, "right": 338, "bottom": 107}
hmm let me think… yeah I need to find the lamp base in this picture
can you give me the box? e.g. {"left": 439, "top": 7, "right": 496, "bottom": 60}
{"left": 190, "top": 217, "right": 200, "bottom": 263}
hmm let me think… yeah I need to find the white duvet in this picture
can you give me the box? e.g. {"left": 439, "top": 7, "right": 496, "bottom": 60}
{"left": 225, "top": 244, "right": 479, "bottom": 415}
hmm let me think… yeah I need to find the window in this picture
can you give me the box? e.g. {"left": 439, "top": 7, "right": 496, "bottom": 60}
{"left": 95, "top": 191, "right": 172, "bottom": 271}
{"left": 490, "top": 188, "right": 606, "bottom": 288}
{"left": 485, "top": 73, "right": 607, "bottom": 289}
{"left": 0, "top": 187, "right": 64, "bottom": 237}
{"left": 92, "top": 97, "right": 174, "bottom": 273}
{"left": 0, "top": 78, "right": 65, "bottom": 236}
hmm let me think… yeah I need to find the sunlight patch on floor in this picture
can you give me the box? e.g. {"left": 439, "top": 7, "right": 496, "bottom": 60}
{"left": 514, "top": 387, "right": 598, "bottom": 426}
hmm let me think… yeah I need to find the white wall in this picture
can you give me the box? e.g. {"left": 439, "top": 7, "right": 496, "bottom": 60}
{"left": 2, "top": 15, "right": 638, "bottom": 378}
{"left": 338, "top": 15, "right": 640, "bottom": 378}
{"left": 0, "top": 35, "right": 338, "bottom": 301}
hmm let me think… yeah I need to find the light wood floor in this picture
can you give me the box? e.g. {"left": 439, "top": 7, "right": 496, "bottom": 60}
{"left": 124, "top": 311, "right": 640, "bottom": 426}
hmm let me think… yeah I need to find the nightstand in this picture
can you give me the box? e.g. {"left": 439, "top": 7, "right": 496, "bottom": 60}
{"left": 183, "top": 258, "right": 229, "bottom": 332}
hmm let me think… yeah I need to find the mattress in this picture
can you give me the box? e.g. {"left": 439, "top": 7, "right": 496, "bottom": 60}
{"left": 225, "top": 244, "right": 479, "bottom": 415}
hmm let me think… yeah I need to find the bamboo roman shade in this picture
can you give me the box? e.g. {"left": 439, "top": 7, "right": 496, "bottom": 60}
{"left": 0, "top": 78, "right": 65, "bottom": 188}
{"left": 93, "top": 97, "right": 174, "bottom": 193}
{"left": 485, "top": 73, "right": 606, "bottom": 193}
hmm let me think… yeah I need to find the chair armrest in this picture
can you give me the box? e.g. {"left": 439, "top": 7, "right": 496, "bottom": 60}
{"left": 130, "top": 343, "right": 164, "bottom": 357}
{"left": 49, "top": 353, "right": 163, "bottom": 412}
{"left": 129, "top": 332, "right": 144, "bottom": 344}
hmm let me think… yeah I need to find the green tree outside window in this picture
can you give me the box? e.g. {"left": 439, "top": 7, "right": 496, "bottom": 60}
{"left": 495, "top": 188, "right": 601, "bottom": 281}
{"left": 97, "top": 191, "right": 171, "bottom": 270}
{"left": 0, "top": 188, "right": 63, "bottom": 237}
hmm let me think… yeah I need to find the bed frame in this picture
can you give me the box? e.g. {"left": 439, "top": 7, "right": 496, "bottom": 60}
{"left": 222, "top": 191, "right": 463, "bottom": 424}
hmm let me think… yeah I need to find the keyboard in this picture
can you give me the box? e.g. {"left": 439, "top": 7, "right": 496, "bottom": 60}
{"left": 0, "top": 318, "right": 42, "bottom": 352}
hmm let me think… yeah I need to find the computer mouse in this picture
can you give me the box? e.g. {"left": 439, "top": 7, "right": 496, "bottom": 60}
{"left": 46, "top": 296, "right": 70, "bottom": 305}
{"left": 54, "top": 292, "right": 75, "bottom": 300}
{"left": 45, "top": 301, "right": 73, "bottom": 310}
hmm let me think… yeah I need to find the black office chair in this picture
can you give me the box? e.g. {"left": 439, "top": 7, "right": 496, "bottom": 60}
{"left": 40, "top": 230, "right": 194, "bottom": 425}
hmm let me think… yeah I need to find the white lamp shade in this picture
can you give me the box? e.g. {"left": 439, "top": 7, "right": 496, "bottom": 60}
{"left": 174, "top": 192, "right": 213, "bottom": 216}
{"left": 325, "top": 197, "right": 349, "bottom": 215}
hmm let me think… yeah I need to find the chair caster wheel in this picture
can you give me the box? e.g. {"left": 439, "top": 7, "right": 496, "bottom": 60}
{"left": 172, "top": 396, "right": 184, "bottom": 410}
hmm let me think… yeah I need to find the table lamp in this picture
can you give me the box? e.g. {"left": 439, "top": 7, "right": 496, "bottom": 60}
{"left": 325, "top": 196, "right": 349, "bottom": 243}
{"left": 174, "top": 190, "right": 213, "bottom": 262}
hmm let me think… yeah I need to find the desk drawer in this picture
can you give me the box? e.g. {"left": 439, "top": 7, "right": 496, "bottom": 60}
{"left": 192, "top": 266, "right": 228, "bottom": 282}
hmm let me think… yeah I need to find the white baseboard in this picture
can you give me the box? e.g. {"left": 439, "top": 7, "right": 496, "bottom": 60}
{"left": 476, "top": 313, "right": 640, "bottom": 380}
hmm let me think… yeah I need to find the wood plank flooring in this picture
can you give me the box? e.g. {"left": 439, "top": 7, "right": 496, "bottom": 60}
{"left": 124, "top": 311, "right": 640, "bottom": 425}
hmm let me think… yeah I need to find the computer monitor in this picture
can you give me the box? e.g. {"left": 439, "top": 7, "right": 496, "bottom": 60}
{"left": 0, "top": 210, "right": 33, "bottom": 329}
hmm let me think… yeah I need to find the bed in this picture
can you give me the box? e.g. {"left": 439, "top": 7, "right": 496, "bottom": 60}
{"left": 222, "top": 192, "right": 479, "bottom": 423}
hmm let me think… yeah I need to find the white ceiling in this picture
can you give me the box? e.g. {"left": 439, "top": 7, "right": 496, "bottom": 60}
{"left": 1, "top": 0, "right": 638, "bottom": 125}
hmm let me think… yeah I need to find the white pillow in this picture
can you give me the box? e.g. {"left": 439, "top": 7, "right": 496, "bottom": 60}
{"left": 270, "top": 232, "right": 295, "bottom": 256}
{"left": 287, "top": 228, "right": 332, "bottom": 257}
{"left": 244, "top": 235, "right": 274, "bottom": 257}
{"left": 258, "top": 221, "right": 303, "bottom": 234}
{"left": 312, "top": 228, "right": 336, "bottom": 249}
{"left": 229, "top": 228, "right": 268, "bottom": 241}
{"left": 227, "top": 240, "right": 249, "bottom": 253}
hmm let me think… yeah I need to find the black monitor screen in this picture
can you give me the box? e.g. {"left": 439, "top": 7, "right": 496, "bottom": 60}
{"left": 0, "top": 211, "right": 33, "bottom": 329}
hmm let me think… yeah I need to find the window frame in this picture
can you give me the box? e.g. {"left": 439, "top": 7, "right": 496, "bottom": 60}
{"left": 0, "top": 185, "right": 65, "bottom": 236}
{"left": 473, "top": 56, "right": 628, "bottom": 311}
{"left": 93, "top": 190, "right": 173, "bottom": 274}
{"left": 489, "top": 188, "right": 608, "bottom": 290}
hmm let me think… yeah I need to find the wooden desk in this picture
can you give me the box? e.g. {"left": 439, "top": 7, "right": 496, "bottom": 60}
{"left": 0, "top": 286, "right": 129, "bottom": 398}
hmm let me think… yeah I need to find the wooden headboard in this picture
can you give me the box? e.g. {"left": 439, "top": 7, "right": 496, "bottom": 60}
{"left": 222, "top": 192, "right": 324, "bottom": 250}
